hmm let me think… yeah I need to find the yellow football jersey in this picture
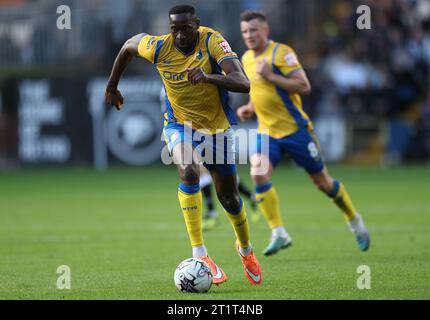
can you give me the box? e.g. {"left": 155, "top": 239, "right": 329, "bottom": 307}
{"left": 138, "top": 26, "right": 238, "bottom": 133}
{"left": 242, "top": 41, "right": 312, "bottom": 138}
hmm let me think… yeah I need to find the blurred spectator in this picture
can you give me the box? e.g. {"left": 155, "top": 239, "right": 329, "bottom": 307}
{"left": 309, "top": 0, "right": 430, "bottom": 164}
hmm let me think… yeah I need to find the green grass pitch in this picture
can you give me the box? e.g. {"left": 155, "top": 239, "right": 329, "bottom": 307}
{"left": 0, "top": 164, "right": 429, "bottom": 299}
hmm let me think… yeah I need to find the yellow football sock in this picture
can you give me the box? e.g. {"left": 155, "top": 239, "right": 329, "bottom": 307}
{"left": 178, "top": 184, "right": 204, "bottom": 248}
{"left": 224, "top": 201, "right": 251, "bottom": 249}
{"left": 255, "top": 183, "right": 283, "bottom": 229}
{"left": 329, "top": 180, "right": 357, "bottom": 221}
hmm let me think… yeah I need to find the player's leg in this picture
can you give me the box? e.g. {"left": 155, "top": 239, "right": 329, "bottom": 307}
{"left": 200, "top": 166, "right": 219, "bottom": 231}
{"left": 309, "top": 167, "right": 370, "bottom": 251}
{"left": 164, "top": 123, "right": 227, "bottom": 284}
{"left": 171, "top": 141, "right": 207, "bottom": 257}
{"left": 174, "top": 144, "right": 228, "bottom": 284}
{"left": 251, "top": 135, "right": 292, "bottom": 256}
{"left": 210, "top": 171, "right": 262, "bottom": 285}
{"left": 286, "top": 126, "right": 370, "bottom": 251}
{"left": 203, "top": 127, "right": 261, "bottom": 285}
{"left": 211, "top": 172, "right": 250, "bottom": 252}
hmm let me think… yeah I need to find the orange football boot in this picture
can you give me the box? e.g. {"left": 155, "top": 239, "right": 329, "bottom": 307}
{"left": 199, "top": 255, "right": 227, "bottom": 285}
{"left": 235, "top": 243, "right": 262, "bottom": 285}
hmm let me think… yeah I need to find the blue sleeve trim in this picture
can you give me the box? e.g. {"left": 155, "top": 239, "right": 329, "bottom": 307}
{"left": 272, "top": 45, "right": 303, "bottom": 77}
{"left": 218, "top": 55, "right": 239, "bottom": 66}
{"left": 285, "top": 67, "right": 303, "bottom": 77}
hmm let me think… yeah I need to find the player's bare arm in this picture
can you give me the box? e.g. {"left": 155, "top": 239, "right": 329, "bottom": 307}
{"left": 256, "top": 58, "right": 311, "bottom": 95}
{"left": 186, "top": 59, "right": 250, "bottom": 93}
{"left": 105, "top": 33, "right": 147, "bottom": 110}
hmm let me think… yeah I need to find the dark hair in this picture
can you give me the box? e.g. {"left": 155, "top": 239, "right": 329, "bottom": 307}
{"left": 240, "top": 10, "right": 267, "bottom": 22}
{"left": 169, "top": 5, "right": 196, "bottom": 16}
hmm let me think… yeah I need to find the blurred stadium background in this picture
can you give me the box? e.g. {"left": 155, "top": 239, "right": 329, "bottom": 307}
{"left": 0, "top": 0, "right": 430, "bottom": 299}
{"left": 0, "top": 0, "right": 429, "bottom": 168}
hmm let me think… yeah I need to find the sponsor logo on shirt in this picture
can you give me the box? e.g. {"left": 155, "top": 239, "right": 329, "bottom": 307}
{"left": 163, "top": 71, "right": 185, "bottom": 81}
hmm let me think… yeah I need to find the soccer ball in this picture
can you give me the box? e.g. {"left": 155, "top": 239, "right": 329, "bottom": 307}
{"left": 174, "top": 258, "right": 213, "bottom": 293}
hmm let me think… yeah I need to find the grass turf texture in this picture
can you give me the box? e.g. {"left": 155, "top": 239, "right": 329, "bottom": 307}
{"left": 0, "top": 165, "right": 429, "bottom": 299}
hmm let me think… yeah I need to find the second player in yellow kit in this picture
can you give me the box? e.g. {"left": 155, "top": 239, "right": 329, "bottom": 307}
{"left": 237, "top": 11, "right": 370, "bottom": 256}
{"left": 242, "top": 40, "right": 311, "bottom": 138}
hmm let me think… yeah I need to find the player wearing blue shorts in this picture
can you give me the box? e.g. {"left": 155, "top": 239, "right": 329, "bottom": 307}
{"left": 105, "top": 5, "right": 262, "bottom": 285}
{"left": 159, "top": 87, "right": 258, "bottom": 231}
{"left": 237, "top": 11, "right": 370, "bottom": 256}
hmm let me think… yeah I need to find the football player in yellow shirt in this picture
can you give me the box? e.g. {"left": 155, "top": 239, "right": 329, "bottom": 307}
{"left": 237, "top": 11, "right": 370, "bottom": 256}
{"left": 105, "top": 5, "right": 262, "bottom": 285}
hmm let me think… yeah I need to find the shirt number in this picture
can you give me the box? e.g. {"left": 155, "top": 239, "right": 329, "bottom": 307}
{"left": 308, "top": 142, "right": 319, "bottom": 158}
